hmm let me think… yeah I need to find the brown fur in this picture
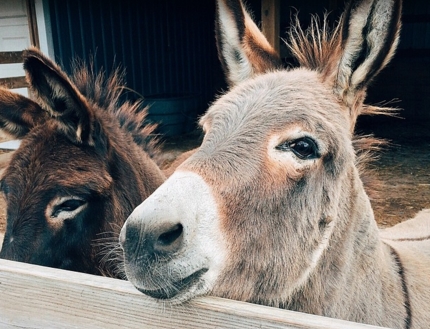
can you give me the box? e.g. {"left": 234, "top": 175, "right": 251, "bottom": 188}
{"left": 0, "top": 48, "right": 165, "bottom": 278}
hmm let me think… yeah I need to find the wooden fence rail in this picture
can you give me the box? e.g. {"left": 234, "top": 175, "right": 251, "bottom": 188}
{"left": 0, "top": 51, "right": 28, "bottom": 89}
{"left": 0, "top": 51, "right": 24, "bottom": 64}
{"left": 0, "top": 259, "right": 388, "bottom": 329}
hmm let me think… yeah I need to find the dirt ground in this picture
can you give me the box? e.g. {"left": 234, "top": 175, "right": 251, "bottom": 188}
{"left": 0, "top": 118, "right": 429, "bottom": 233}
{"left": 360, "top": 119, "right": 430, "bottom": 227}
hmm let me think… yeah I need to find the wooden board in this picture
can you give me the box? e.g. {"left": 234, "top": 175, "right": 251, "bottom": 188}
{"left": 0, "top": 51, "right": 23, "bottom": 64}
{"left": 0, "top": 259, "right": 388, "bottom": 329}
{"left": 261, "top": 0, "right": 280, "bottom": 55}
{"left": 0, "top": 76, "right": 27, "bottom": 89}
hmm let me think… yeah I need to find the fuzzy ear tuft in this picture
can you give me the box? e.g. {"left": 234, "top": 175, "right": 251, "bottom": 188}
{"left": 215, "top": 0, "right": 282, "bottom": 87}
{"left": 0, "top": 87, "right": 49, "bottom": 138}
{"left": 334, "top": 0, "right": 402, "bottom": 111}
{"left": 23, "top": 47, "right": 96, "bottom": 145}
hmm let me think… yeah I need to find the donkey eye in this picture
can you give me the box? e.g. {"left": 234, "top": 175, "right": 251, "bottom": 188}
{"left": 276, "top": 137, "right": 319, "bottom": 160}
{"left": 51, "top": 197, "right": 87, "bottom": 219}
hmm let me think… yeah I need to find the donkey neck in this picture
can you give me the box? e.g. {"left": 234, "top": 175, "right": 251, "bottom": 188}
{"left": 287, "top": 166, "right": 407, "bottom": 326}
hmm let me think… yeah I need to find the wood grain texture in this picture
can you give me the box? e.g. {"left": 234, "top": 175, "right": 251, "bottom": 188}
{"left": 0, "top": 76, "right": 27, "bottom": 89}
{"left": 26, "top": 0, "right": 40, "bottom": 48}
{"left": 261, "top": 0, "right": 280, "bottom": 54}
{"left": 0, "top": 259, "right": 388, "bottom": 329}
{"left": 0, "top": 51, "right": 23, "bottom": 64}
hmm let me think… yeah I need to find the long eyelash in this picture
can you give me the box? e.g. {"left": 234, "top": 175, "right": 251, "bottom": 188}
{"left": 275, "top": 141, "right": 291, "bottom": 151}
{"left": 275, "top": 137, "right": 320, "bottom": 159}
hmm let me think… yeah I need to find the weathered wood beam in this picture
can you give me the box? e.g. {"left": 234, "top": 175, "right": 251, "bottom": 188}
{"left": 0, "top": 77, "right": 27, "bottom": 89}
{"left": 0, "top": 259, "right": 389, "bottom": 329}
{"left": 261, "top": 0, "right": 280, "bottom": 55}
{"left": 26, "top": 0, "right": 40, "bottom": 48}
{"left": 0, "top": 51, "right": 24, "bottom": 64}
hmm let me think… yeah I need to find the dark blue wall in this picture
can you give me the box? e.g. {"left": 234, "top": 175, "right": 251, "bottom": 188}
{"left": 48, "top": 0, "right": 226, "bottom": 116}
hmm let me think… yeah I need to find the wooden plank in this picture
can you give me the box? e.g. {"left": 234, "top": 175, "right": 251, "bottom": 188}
{"left": 26, "top": 0, "right": 40, "bottom": 48}
{"left": 261, "top": 0, "right": 280, "bottom": 55}
{"left": 0, "top": 259, "right": 389, "bottom": 329}
{"left": 0, "top": 51, "right": 23, "bottom": 64}
{"left": 0, "top": 76, "right": 27, "bottom": 89}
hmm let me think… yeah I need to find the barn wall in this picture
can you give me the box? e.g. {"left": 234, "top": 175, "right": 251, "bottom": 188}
{"left": 47, "top": 0, "right": 430, "bottom": 123}
{"left": 368, "top": 1, "right": 430, "bottom": 122}
{"left": 47, "top": 0, "right": 225, "bottom": 118}
{"left": 275, "top": 0, "right": 430, "bottom": 122}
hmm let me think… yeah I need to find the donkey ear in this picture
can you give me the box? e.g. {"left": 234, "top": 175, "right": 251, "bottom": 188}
{"left": 0, "top": 87, "right": 49, "bottom": 138}
{"left": 215, "top": 0, "right": 282, "bottom": 87}
{"left": 334, "top": 0, "right": 402, "bottom": 108}
{"left": 23, "top": 47, "right": 95, "bottom": 145}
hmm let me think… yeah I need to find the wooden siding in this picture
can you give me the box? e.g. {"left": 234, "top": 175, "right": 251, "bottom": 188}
{"left": 262, "top": 0, "right": 280, "bottom": 54}
{"left": 47, "top": 0, "right": 224, "bottom": 117}
{"left": 0, "top": 0, "right": 36, "bottom": 92}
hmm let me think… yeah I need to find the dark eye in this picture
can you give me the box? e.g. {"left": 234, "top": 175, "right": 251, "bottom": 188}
{"left": 52, "top": 198, "right": 86, "bottom": 218}
{"left": 276, "top": 137, "right": 319, "bottom": 160}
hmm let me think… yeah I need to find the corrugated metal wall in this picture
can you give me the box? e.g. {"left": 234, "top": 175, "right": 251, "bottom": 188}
{"left": 48, "top": 0, "right": 225, "bottom": 117}
{"left": 47, "top": 0, "right": 430, "bottom": 122}
{"left": 401, "top": 1, "right": 430, "bottom": 51}
{"left": 366, "top": 0, "right": 430, "bottom": 121}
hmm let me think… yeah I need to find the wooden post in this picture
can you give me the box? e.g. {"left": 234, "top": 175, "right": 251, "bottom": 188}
{"left": 26, "top": 0, "right": 40, "bottom": 48}
{"left": 0, "top": 51, "right": 27, "bottom": 89}
{"left": 261, "top": 0, "right": 280, "bottom": 55}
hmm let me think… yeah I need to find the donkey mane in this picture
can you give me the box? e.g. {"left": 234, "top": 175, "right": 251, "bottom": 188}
{"left": 287, "top": 14, "right": 342, "bottom": 79}
{"left": 69, "top": 61, "right": 159, "bottom": 158}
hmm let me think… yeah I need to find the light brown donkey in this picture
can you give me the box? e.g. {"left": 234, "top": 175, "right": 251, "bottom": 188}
{"left": 120, "top": 0, "right": 430, "bottom": 327}
{"left": 0, "top": 48, "right": 165, "bottom": 278}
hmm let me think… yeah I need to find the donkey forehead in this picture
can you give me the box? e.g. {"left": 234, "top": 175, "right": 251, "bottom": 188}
{"left": 201, "top": 69, "right": 347, "bottom": 136}
{"left": 2, "top": 126, "right": 112, "bottom": 193}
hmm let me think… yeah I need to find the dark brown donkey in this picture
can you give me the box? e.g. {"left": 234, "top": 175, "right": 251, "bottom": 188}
{"left": 0, "top": 48, "right": 165, "bottom": 278}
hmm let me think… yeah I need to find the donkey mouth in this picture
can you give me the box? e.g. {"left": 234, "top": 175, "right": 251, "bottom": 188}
{"left": 137, "top": 268, "right": 209, "bottom": 300}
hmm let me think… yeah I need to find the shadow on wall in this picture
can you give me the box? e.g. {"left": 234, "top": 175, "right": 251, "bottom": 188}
{"left": 143, "top": 93, "right": 200, "bottom": 137}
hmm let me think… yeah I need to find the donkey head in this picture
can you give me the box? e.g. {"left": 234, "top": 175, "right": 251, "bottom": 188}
{"left": 120, "top": 0, "right": 401, "bottom": 305}
{"left": 0, "top": 48, "right": 163, "bottom": 276}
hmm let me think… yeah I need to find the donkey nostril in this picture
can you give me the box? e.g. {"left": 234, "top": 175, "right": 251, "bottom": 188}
{"left": 158, "top": 223, "right": 183, "bottom": 245}
{"left": 155, "top": 223, "right": 183, "bottom": 254}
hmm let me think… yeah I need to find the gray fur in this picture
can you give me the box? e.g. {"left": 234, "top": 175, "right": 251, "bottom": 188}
{"left": 121, "top": 0, "right": 430, "bottom": 327}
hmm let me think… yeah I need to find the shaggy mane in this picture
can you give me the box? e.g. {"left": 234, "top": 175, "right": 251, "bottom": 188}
{"left": 70, "top": 61, "right": 159, "bottom": 158}
{"left": 286, "top": 14, "right": 342, "bottom": 80}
